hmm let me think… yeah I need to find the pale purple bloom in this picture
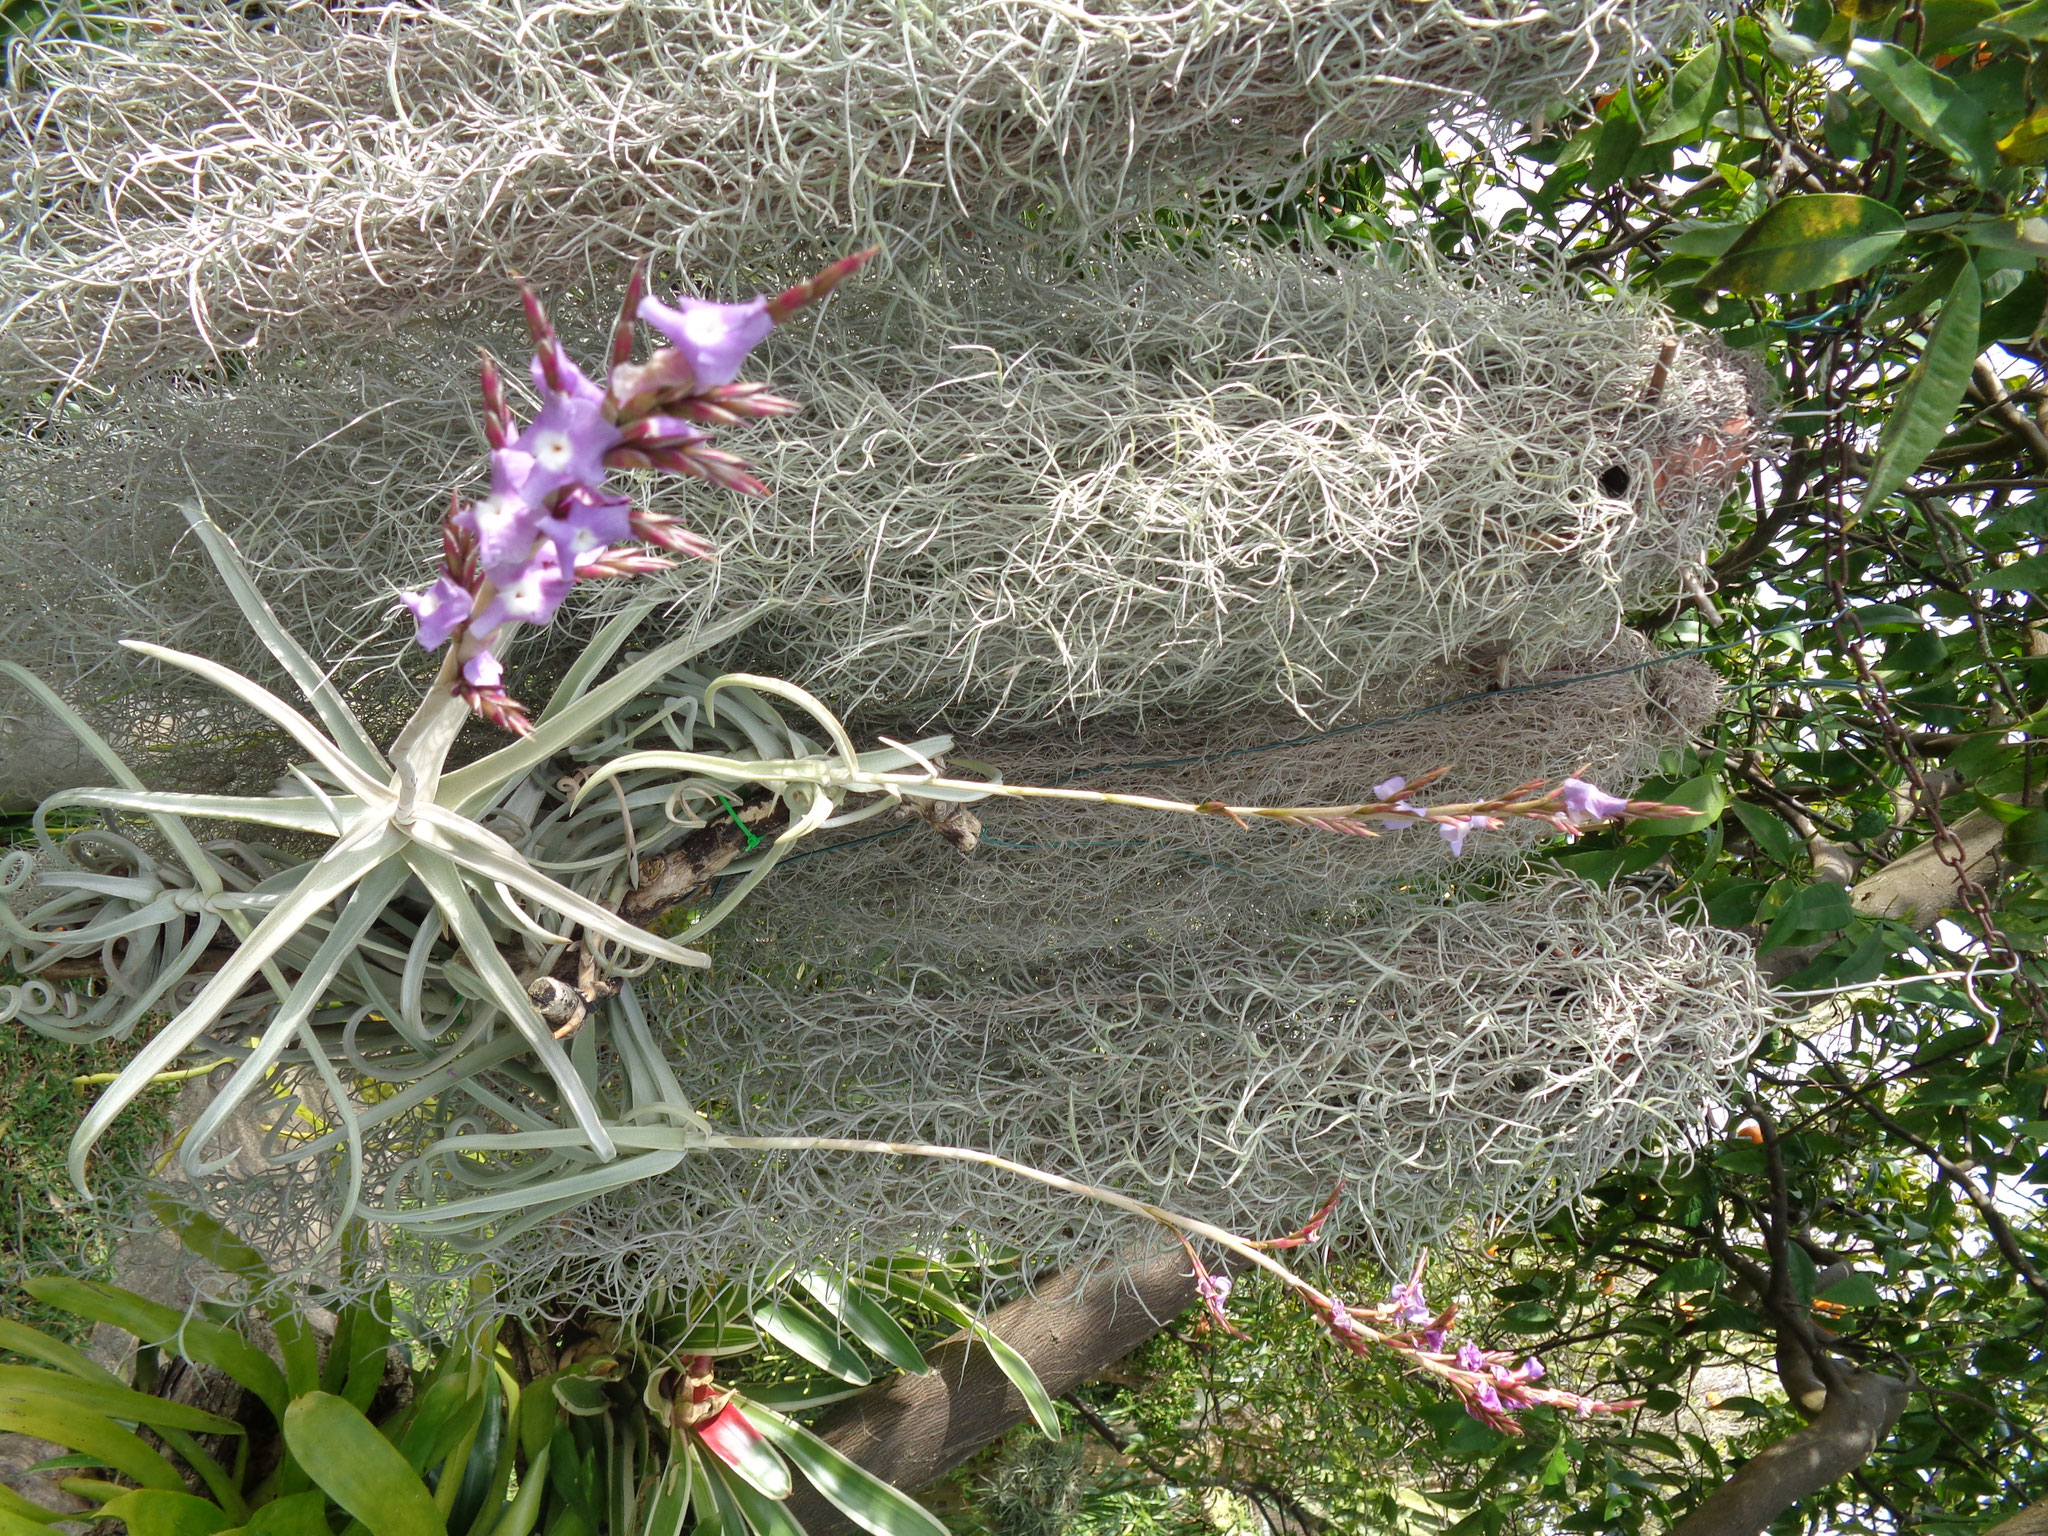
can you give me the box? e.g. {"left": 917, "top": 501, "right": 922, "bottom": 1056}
{"left": 458, "top": 492, "right": 548, "bottom": 579}
{"left": 1422, "top": 1326, "right": 1448, "bottom": 1352}
{"left": 461, "top": 649, "right": 504, "bottom": 689}
{"left": 1472, "top": 1377, "right": 1504, "bottom": 1414}
{"left": 531, "top": 342, "right": 605, "bottom": 404}
{"left": 639, "top": 293, "right": 774, "bottom": 389}
{"left": 535, "top": 486, "right": 634, "bottom": 570}
{"left": 470, "top": 554, "right": 574, "bottom": 636}
{"left": 1515, "top": 1357, "right": 1544, "bottom": 1383}
{"left": 1560, "top": 777, "right": 1632, "bottom": 825}
{"left": 1387, "top": 1276, "right": 1432, "bottom": 1330}
{"left": 1372, "top": 775, "right": 1407, "bottom": 800}
{"left": 1328, "top": 1297, "right": 1358, "bottom": 1337}
{"left": 491, "top": 447, "right": 539, "bottom": 501}
{"left": 1197, "top": 1273, "right": 1231, "bottom": 1306}
{"left": 398, "top": 573, "right": 474, "bottom": 650}
{"left": 509, "top": 394, "right": 623, "bottom": 508}
{"left": 1456, "top": 1342, "right": 1488, "bottom": 1373}
{"left": 1438, "top": 817, "right": 1474, "bottom": 856}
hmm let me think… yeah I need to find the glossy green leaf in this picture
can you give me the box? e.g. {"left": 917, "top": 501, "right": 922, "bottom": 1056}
{"left": 739, "top": 1404, "right": 948, "bottom": 1536}
{"left": 20, "top": 1279, "right": 288, "bottom": 1422}
{"left": 651, "top": 1320, "right": 760, "bottom": 1358}
{"left": 796, "top": 1271, "right": 929, "bottom": 1376}
{"left": 96, "top": 1491, "right": 234, "bottom": 1536}
{"left": 749, "top": 1300, "right": 871, "bottom": 1386}
{"left": 1846, "top": 39, "right": 2000, "bottom": 182}
{"left": 1700, "top": 195, "right": 1906, "bottom": 297}
{"left": 2001, "top": 808, "right": 2048, "bottom": 867}
{"left": 480, "top": 1444, "right": 551, "bottom": 1536}
{"left": 0, "top": 1511, "right": 58, "bottom": 1536}
{"left": 1863, "top": 259, "right": 1982, "bottom": 511}
{"left": 0, "top": 1320, "right": 122, "bottom": 1385}
{"left": 1643, "top": 44, "right": 1726, "bottom": 144}
{"left": 1975, "top": 551, "right": 2048, "bottom": 589}
{"left": 695, "top": 1401, "right": 792, "bottom": 1501}
{"left": 1635, "top": 774, "right": 1727, "bottom": 837}
{"left": 284, "top": 1393, "right": 446, "bottom": 1536}
{"left": 1818, "top": 1272, "right": 1888, "bottom": 1307}
{"left": 1759, "top": 882, "right": 1857, "bottom": 951}
{"left": 0, "top": 1483, "right": 64, "bottom": 1526}
{"left": 1729, "top": 801, "right": 1802, "bottom": 865}
{"left": 636, "top": 1454, "right": 687, "bottom": 1536}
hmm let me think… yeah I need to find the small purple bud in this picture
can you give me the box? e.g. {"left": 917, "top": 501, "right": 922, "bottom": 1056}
{"left": 398, "top": 573, "right": 474, "bottom": 651}
{"left": 638, "top": 293, "right": 775, "bottom": 390}
{"left": 1560, "top": 777, "right": 1632, "bottom": 825}
{"left": 461, "top": 649, "right": 504, "bottom": 688}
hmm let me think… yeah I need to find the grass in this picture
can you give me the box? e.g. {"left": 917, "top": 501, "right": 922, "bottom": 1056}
{"left": 0, "top": 1013, "right": 174, "bottom": 1344}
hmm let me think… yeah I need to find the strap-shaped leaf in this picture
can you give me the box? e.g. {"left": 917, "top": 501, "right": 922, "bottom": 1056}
{"left": 748, "top": 1301, "right": 870, "bottom": 1387}
{"left": 0, "top": 1359, "right": 246, "bottom": 1435}
{"left": 95, "top": 1489, "right": 235, "bottom": 1536}
{"left": 178, "top": 503, "right": 388, "bottom": 777}
{"left": 0, "top": 1483, "right": 64, "bottom": 1527}
{"left": 50, "top": 788, "right": 352, "bottom": 836}
{"left": 795, "top": 1272, "right": 927, "bottom": 1377}
{"left": 704, "top": 1459, "right": 809, "bottom": 1536}
{"left": 737, "top": 1404, "right": 946, "bottom": 1536}
{"left": 118, "top": 643, "right": 386, "bottom": 803}
{"left": 0, "top": 1387, "right": 191, "bottom": 1490}
{"left": 68, "top": 823, "right": 396, "bottom": 1193}
{"left": 694, "top": 1402, "right": 791, "bottom": 1501}
{"left": 229, "top": 1490, "right": 333, "bottom": 1536}
{"left": 283, "top": 1393, "right": 446, "bottom": 1536}
{"left": 0, "top": 1319, "right": 122, "bottom": 1385}
{"left": 443, "top": 603, "right": 778, "bottom": 813}
{"left": 13, "top": 1286, "right": 285, "bottom": 1422}
{"left": 1863, "top": 259, "right": 1983, "bottom": 511}
{"left": 864, "top": 1269, "right": 1058, "bottom": 1437}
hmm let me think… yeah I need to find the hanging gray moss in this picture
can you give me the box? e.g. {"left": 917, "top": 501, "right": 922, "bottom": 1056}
{"left": 0, "top": 0, "right": 1700, "bottom": 398}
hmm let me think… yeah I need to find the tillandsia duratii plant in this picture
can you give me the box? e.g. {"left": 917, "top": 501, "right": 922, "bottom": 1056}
{"left": 0, "top": 258, "right": 1677, "bottom": 1456}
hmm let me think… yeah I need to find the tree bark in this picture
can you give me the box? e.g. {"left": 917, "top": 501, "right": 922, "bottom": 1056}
{"left": 1669, "top": 1370, "right": 1910, "bottom": 1536}
{"left": 785, "top": 1247, "right": 1219, "bottom": 1535}
{"left": 1988, "top": 1496, "right": 2048, "bottom": 1535}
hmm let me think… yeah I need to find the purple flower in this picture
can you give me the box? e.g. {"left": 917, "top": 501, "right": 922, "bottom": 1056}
{"left": 1197, "top": 1273, "right": 1232, "bottom": 1306}
{"left": 461, "top": 649, "right": 504, "bottom": 688}
{"left": 470, "top": 553, "right": 575, "bottom": 636}
{"left": 1560, "top": 777, "right": 1632, "bottom": 825}
{"left": 531, "top": 342, "right": 605, "bottom": 404}
{"left": 534, "top": 486, "right": 634, "bottom": 570}
{"left": 398, "top": 573, "right": 474, "bottom": 650}
{"left": 509, "top": 394, "right": 623, "bottom": 508}
{"left": 1328, "top": 1297, "right": 1358, "bottom": 1337}
{"left": 1438, "top": 817, "right": 1473, "bottom": 856}
{"left": 1387, "top": 1277, "right": 1432, "bottom": 1330}
{"left": 1456, "top": 1342, "right": 1488, "bottom": 1373}
{"left": 639, "top": 293, "right": 774, "bottom": 389}
{"left": 458, "top": 492, "right": 548, "bottom": 579}
{"left": 1471, "top": 1377, "right": 1504, "bottom": 1414}
{"left": 1422, "top": 1327, "right": 1448, "bottom": 1352}
{"left": 1372, "top": 775, "right": 1407, "bottom": 800}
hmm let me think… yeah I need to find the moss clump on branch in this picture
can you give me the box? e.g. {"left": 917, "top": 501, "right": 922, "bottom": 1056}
{"left": 0, "top": 0, "right": 1699, "bottom": 396}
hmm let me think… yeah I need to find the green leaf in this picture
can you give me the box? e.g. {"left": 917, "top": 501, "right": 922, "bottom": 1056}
{"left": 1759, "top": 883, "right": 1856, "bottom": 951}
{"left": 749, "top": 1300, "right": 872, "bottom": 1387}
{"left": 1975, "top": 0, "right": 2048, "bottom": 39}
{"left": 0, "top": 1389, "right": 188, "bottom": 1491}
{"left": 739, "top": 1404, "right": 948, "bottom": 1536}
{"left": 226, "top": 1492, "right": 332, "bottom": 1536}
{"left": 1644, "top": 45, "right": 1726, "bottom": 144}
{"left": 796, "top": 1272, "right": 929, "bottom": 1377}
{"left": 705, "top": 1459, "right": 808, "bottom": 1536}
{"left": 19, "top": 1280, "right": 289, "bottom": 1424}
{"left": 0, "top": 1365, "right": 243, "bottom": 1436}
{"left": 1647, "top": 1258, "right": 1729, "bottom": 1296}
{"left": 1818, "top": 1272, "right": 1887, "bottom": 1307}
{"left": 1728, "top": 801, "right": 1802, "bottom": 865}
{"left": 2002, "top": 808, "right": 2048, "bottom": 867}
{"left": 865, "top": 1268, "right": 1059, "bottom": 1437}
{"left": 651, "top": 1320, "right": 760, "bottom": 1358}
{"left": 283, "top": 1393, "right": 446, "bottom": 1536}
{"left": 1975, "top": 551, "right": 2048, "bottom": 589}
{"left": 96, "top": 1492, "right": 234, "bottom": 1536}
{"left": 1700, "top": 194, "right": 1906, "bottom": 297}
{"left": 1862, "top": 259, "right": 1982, "bottom": 511}
{"left": 1635, "top": 774, "right": 1727, "bottom": 837}
{"left": 0, "top": 1320, "right": 123, "bottom": 1385}
{"left": 1846, "top": 39, "right": 2001, "bottom": 182}
{"left": 1787, "top": 1246, "right": 1819, "bottom": 1308}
